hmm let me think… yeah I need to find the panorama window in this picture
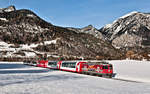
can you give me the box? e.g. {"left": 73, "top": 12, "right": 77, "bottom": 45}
{"left": 48, "top": 61, "right": 57, "bottom": 66}
{"left": 62, "top": 62, "right": 76, "bottom": 68}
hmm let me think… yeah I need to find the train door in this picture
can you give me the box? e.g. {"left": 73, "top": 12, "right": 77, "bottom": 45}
{"left": 57, "top": 61, "right": 62, "bottom": 70}
{"left": 76, "top": 62, "right": 87, "bottom": 73}
{"left": 76, "top": 62, "right": 80, "bottom": 73}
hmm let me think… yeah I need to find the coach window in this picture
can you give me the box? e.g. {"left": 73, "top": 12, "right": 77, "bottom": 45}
{"left": 48, "top": 62, "right": 57, "bottom": 66}
{"left": 62, "top": 63, "right": 67, "bottom": 67}
{"left": 69, "top": 63, "right": 76, "bottom": 68}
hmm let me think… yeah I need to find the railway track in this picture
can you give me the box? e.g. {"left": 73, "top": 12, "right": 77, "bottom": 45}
{"left": 111, "top": 78, "right": 142, "bottom": 83}
{"left": 79, "top": 72, "right": 142, "bottom": 83}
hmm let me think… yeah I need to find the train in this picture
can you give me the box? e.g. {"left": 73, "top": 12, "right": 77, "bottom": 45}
{"left": 23, "top": 60, "right": 113, "bottom": 78}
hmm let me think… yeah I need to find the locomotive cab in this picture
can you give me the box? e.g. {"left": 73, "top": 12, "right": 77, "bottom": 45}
{"left": 81, "top": 61, "right": 113, "bottom": 78}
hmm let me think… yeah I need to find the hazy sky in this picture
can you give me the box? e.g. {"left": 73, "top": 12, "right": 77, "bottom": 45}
{"left": 0, "top": 0, "right": 150, "bottom": 28}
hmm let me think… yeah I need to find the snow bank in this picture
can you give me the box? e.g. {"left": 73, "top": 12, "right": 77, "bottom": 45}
{"left": 24, "top": 52, "right": 36, "bottom": 57}
{"left": 44, "top": 40, "right": 57, "bottom": 45}
{"left": 0, "top": 18, "right": 8, "bottom": 21}
{"left": 0, "top": 62, "right": 23, "bottom": 64}
{"left": 0, "top": 41, "right": 13, "bottom": 47}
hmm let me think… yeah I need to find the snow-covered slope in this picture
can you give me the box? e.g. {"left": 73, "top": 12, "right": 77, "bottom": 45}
{"left": 0, "top": 39, "right": 58, "bottom": 58}
{"left": 0, "top": 61, "right": 150, "bottom": 94}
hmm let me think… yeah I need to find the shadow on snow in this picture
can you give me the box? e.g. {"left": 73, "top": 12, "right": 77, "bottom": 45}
{"left": 0, "top": 73, "right": 84, "bottom": 86}
{"left": 0, "top": 63, "right": 28, "bottom": 69}
{"left": 0, "top": 69, "right": 51, "bottom": 74}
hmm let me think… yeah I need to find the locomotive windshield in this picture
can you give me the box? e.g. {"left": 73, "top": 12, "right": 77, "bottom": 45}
{"left": 102, "top": 66, "right": 108, "bottom": 69}
{"left": 109, "top": 65, "right": 113, "bottom": 69}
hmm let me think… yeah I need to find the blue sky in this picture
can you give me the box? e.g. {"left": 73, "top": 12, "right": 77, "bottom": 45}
{"left": 0, "top": 0, "right": 150, "bottom": 28}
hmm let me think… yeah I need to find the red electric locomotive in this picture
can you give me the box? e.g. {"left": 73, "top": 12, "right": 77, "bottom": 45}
{"left": 81, "top": 61, "right": 113, "bottom": 77}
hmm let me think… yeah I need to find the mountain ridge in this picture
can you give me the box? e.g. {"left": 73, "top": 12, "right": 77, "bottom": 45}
{"left": 0, "top": 6, "right": 123, "bottom": 61}
{"left": 99, "top": 11, "right": 150, "bottom": 60}
{"left": 0, "top": 6, "right": 150, "bottom": 61}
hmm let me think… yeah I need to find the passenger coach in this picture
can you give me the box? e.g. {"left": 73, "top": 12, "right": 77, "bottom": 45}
{"left": 36, "top": 60, "right": 48, "bottom": 68}
{"left": 58, "top": 61, "right": 87, "bottom": 73}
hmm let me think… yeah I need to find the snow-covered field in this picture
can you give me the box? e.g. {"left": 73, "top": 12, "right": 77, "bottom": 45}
{"left": 0, "top": 60, "right": 150, "bottom": 94}
{"left": 109, "top": 60, "right": 150, "bottom": 83}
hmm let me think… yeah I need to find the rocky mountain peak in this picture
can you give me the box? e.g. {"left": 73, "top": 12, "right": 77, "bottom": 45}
{"left": 103, "top": 11, "right": 139, "bottom": 29}
{"left": 0, "top": 5, "right": 16, "bottom": 13}
{"left": 81, "top": 24, "right": 95, "bottom": 32}
{"left": 67, "top": 25, "right": 105, "bottom": 41}
{"left": 100, "top": 11, "right": 150, "bottom": 49}
{"left": 98, "top": 11, "right": 150, "bottom": 60}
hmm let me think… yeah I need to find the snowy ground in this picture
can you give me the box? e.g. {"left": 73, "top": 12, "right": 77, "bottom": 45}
{"left": 109, "top": 60, "right": 150, "bottom": 83}
{"left": 0, "top": 60, "right": 150, "bottom": 94}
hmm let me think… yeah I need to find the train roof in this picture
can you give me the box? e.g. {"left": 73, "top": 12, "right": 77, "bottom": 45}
{"left": 58, "top": 60, "right": 111, "bottom": 64}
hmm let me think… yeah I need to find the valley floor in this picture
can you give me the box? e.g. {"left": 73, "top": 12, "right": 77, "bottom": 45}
{"left": 0, "top": 60, "right": 150, "bottom": 94}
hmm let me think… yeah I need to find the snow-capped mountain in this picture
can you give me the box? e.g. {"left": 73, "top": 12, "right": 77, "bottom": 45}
{"left": 100, "top": 11, "right": 150, "bottom": 49}
{"left": 67, "top": 25, "right": 105, "bottom": 41}
{"left": 1, "top": 6, "right": 149, "bottom": 61}
{"left": 0, "top": 6, "right": 122, "bottom": 61}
